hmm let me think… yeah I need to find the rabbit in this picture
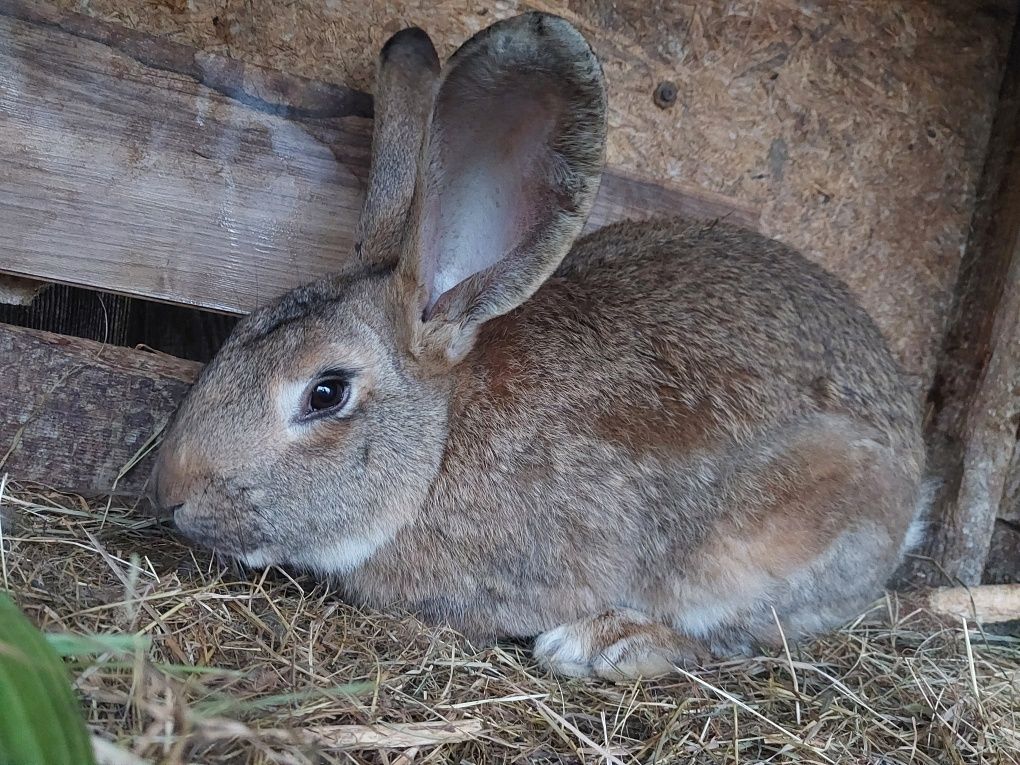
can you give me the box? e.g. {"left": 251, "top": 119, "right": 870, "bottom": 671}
{"left": 151, "top": 12, "right": 928, "bottom": 680}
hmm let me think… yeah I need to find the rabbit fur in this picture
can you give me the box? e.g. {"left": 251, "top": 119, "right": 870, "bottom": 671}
{"left": 152, "top": 12, "right": 928, "bottom": 680}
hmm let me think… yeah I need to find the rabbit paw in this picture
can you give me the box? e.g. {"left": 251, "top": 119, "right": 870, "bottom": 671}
{"left": 534, "top": 608, "right": 708, "bottom": 680}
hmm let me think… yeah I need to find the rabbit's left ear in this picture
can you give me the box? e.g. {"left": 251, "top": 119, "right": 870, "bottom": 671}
{"left": 357, "top": 27, "right": 440, "bottom": 265}
{"left": 398, "top": 12, "right": 607, "bottom": 363}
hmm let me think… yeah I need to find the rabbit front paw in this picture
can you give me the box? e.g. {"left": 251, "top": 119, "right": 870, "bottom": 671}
{"left": 534, "top": 608, "right": 708, "bottom": 680}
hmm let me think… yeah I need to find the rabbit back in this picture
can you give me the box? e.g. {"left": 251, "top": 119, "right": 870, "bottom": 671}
{"left": 343, "top": 216, "right": 926, "bottom": 646}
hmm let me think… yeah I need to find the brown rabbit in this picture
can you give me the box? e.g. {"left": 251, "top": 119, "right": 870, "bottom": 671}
{"left": 151, "top": 12, "right": 928, "bottom": 679}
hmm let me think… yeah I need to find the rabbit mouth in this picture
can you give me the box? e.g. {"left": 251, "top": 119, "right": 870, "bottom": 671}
{"left": 171, "top": 503, "right": 273, "bottom": 563}
{"left": 175, "top": 525, "right": 264, "bottom": 562}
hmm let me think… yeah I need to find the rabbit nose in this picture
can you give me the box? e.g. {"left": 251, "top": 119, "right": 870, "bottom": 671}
{"left": 147, "top": 474, "right": 183, "bottom": 519}
{"left": 148, "top": 451, "right": 192, "bottom": 519}
{"left": 151, "top": 479, "right": 187, "bottom": 519}
{"left": 150, "top": 424, "right": 220, "bottom": 505}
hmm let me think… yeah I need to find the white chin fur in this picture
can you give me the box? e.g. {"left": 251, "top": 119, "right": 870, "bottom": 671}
{"left": 290, "top": 535, "right": 384, "bottom": 575}
{"left": 240, "top": 548, "right": 274, "bottom": 568}
{"left": 237, "top": 535, "right": 384, "bottom": 575}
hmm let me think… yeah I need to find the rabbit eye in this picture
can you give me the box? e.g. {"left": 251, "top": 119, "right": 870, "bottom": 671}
{"left": 307, "top": 377, "right": 351, "bottom": 414}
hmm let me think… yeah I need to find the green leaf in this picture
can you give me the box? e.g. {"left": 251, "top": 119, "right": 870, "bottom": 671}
{"left": 45, "top": 632, "right": 149, "bottom": 657}
{"left": 192, "top": 681, "right": 374, "bottom": 718}
{"left": 0, "top": 593, "right": 96, "bottom": 765}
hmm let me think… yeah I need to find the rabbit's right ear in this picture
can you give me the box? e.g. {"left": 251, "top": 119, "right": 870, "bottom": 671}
{"left": 396, "top": 13, "right": 607, "bottom": 365}
{"left": 356, "top": 27, "right": 440, "bottom": 265}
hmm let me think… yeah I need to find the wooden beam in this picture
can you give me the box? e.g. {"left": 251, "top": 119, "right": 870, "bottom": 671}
{"left": 924, "top": 584, "right": 1020, "bottom": 625}
{"left": 0, "top": 323, "right": 199, "bottom": 496}
{"left": 905, "top": 19, "right": 1020, "bottom": 587}
{"left": 0, "top": 0, "right": 759, "bottom": 316}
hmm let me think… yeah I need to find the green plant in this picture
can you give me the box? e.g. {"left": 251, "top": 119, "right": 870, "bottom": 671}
{"left": 0, "top": 593, "right": 96, "bottom": 765}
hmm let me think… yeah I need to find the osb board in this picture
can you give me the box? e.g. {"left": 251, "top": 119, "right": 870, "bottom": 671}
{"left": 48, "top": 0, "right": 1015, "bottom": 397}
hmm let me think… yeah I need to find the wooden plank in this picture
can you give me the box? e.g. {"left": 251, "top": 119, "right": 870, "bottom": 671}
{"left": 0, "top": 1, "right": 373, "bottom": 315}
{"left": 0, "top": 0, "right": 759, "bottom": 316}
{"left": 902, "top": 18, "right": 1020, "bottom": 587}
{"left": 0, "top": 323, "right": 199, "bottom": 496}
{"left": 923, "top": 585, "right": 1020, "bottom": 624}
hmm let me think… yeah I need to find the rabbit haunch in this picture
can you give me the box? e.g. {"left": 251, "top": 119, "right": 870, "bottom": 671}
{"left": 151, "top": 13, "right": 927, "bottom": 680}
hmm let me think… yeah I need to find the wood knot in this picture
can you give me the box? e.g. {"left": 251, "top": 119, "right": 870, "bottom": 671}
{"left": 653, "top": 81, "right": 678, "bottom": 109}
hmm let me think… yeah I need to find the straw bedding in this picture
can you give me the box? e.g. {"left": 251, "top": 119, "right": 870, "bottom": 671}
{"left": 2, "top": 480, "right": 1017, "bottom": 764}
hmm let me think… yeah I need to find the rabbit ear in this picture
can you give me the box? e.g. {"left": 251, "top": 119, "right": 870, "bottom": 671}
{"left": 398, "top": 12, "right": 607, "bottom": 362}
{"left": 356, "top": 27, "right": 440, "bottom": 266}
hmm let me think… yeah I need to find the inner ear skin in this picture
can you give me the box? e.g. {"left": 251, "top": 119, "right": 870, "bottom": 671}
{"left": 426, "top": 85, "right": 561, "bottom": 307}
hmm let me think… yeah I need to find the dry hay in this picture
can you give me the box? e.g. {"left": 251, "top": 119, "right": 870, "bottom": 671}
{"left": 1, "top": 479, "right": 1018, "bottom": 765}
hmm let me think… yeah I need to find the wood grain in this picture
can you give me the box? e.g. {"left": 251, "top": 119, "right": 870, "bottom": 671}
{"left": 0, "top": 0, "right": 759, "bottom": 316}
{"left": 0, "top": 323, "right": 199, "bottom": 496}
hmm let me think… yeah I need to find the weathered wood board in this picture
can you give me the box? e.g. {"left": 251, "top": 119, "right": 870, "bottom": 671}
{"left": 0, "top": 323, "right": 199, "bottom": 495}
{"left": 0, "top": 0, "right": 757, "bottom": 316}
